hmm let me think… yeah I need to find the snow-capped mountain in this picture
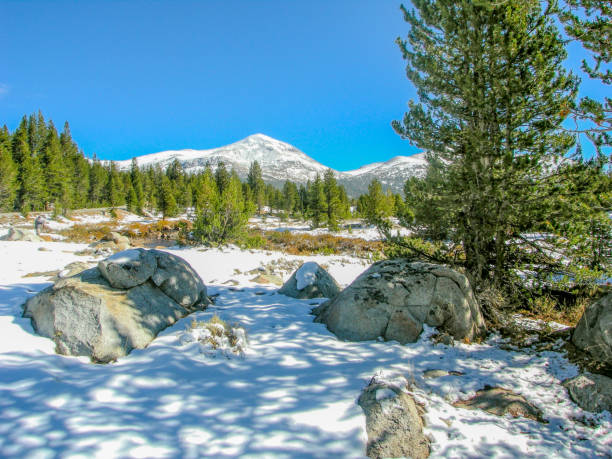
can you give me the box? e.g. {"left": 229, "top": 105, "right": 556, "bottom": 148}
{"left": 338, "top": 154, "right": 428, "bottom": 196}
{"left": 114, "top": 134, "right": 426, "bottom": 196}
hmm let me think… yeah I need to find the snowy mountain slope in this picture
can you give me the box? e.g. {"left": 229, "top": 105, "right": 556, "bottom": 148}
{"left": 114, "top": 134, "right": 426, "bottom": 196}
{"left": 114, "top": 134, "right": 330, "bottom": 188}
{"left": 339, "top": 153, "right": 428, "bottom": 196}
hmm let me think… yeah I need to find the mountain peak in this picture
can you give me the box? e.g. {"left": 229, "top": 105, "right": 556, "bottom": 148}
{"left": 242, "top": 133, "right": 278, "bottom": 143}
{"left": 113, "top": 135, "right": 425, "bottom": 197}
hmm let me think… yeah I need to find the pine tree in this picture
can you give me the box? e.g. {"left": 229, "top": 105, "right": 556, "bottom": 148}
{"left": 0, "top": 125, "right": 16, "bottom": 211}
{"left": 282, "top": 180, "right": 299, "bottom": 216}
{"left": 158, "top": 174, "right": 178, "bottom": 218}
{"left": 247, "top": 161, "right": 266, "bottom": 214}
{"left": 105, "top": 162, "right": 124, "bottom": 208}
{"left": 323, "top": 169, "right": 342, "bottom": 230}
{"left": 42, "top": 122, "right": 71, "bottom": 213}
{"left": 167, "top": 159, "right": 188, "bottom": 212}
{"left": 27, "top": 111, "right": 47, "bottom": 157}
{"left": 363, "top": 179, "right": 393, "bottom": 225}
{"left": 13, "top": 118, "right": 45, "bottom": 212}
{"left": 560, "top": 0, "right": 611, "bottom": 153}
{"left": 193, "top": 172, "right": 253, "bottom": 244}
{"left": 88, "top": 156, "right": 108, "bottom": 206}
{"left": 391, "top": 0, "right": 586, "bottom": 289}
{"left": 60, "top": 122, "right": 87, "bottom": 208}
{"left": 129, "top": 158, "right": 145, "bottom": 214}
{"left": 214, "top": 162, "right": 230, "bottom": 195}
{"left": 193, "top": 166, "right": 218, "bottom": 213}
{"left": 0, "top": 125, "right": 10, "bottom": 151}
{"left": 0, "top": 143, "right": 18, "bottom": 211}
{"left": 308, "top": 174, "right": 326, "bottom": 228}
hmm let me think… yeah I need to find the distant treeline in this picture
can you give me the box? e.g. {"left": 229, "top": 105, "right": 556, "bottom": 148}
{"left": 0, "top": 112, "right": 402, "bottom": 229}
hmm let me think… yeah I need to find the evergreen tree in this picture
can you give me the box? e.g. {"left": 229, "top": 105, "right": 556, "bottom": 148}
{"left": 158, "top": 174, "right": 179, "bottom": 218}
{"left": 13, "top": 118, "right": 45, "bottom": 212}
{"left": 391, "top": 0, "right": 607, "bottom": 291}
{"left": 129, "top": 158, "right": 145, "bottom": 214}
{"left": 560, "top": 0, "right": 611, "bottom": 153}
{"left": 363, "top": 179, "right": 394, "bottom": 225}
{"left": 247, "top": 161, "right": 266, "bottom": 214}
{"left": 323, "top": 169, "right": 342, "bottom": 230}
{"left": 60, "top": 122, "right": 88, "bottom": 209}
{"left": 308, "top": 174, "right": 326, "bottom": 228}
{"left": 167, "top": 159, "right": 188, "bottom": 211}
{"left": 193, "top": 166, "right": 218, "bottom": 213}
{"left": 0, "top": 143, "right": 18, "bottom": 211}
{"left": 337, "top": 185, "right": 351, "bottom": 219}
{"left": 282, "top": 180, "right": 299, "bottom": 216}
{"left": 0, "top": 125, "right": 11, "bottom": 151}
{"left": 193, "top": 172, "right": 253, "bottom": 244}
{"left": 214, "top": 162, "right": 230, "bottom": 195}
{"left": 42, "top": 122, "right": 71, "bottom": 213}
{"left": 88, "top": 155, "right": 108, "bottom": 206}
{"left": 105, "top": 162, "right": 124, "bottom": 208}
{"left": 27, "top": 111, "right": 47, "bottom": 157}
{"left": 0, "top": 125, "right": 16, "bottom": 211}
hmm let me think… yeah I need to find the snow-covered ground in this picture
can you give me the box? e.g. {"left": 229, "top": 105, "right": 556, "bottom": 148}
{"left": 249, "top": 216, "right": 411, "bottom": 241}
{"left": 0, "top": 240, "right": 610, "bottom": 458}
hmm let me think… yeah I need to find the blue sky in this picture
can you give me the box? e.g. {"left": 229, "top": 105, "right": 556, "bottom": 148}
{"left": 0, "top": 0, "right": 603, "bottom": 170}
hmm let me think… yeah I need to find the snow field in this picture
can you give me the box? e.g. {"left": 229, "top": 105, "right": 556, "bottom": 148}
{"left": 0, "top": 241, "right": 610, "bottom": 458}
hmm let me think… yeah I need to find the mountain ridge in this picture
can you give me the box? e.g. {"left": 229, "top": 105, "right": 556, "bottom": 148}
{"left": 113, "top": 134, "right": 427, "bottom": 196}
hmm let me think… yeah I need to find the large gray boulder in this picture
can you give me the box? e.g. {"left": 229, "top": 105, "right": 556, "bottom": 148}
{"left": 563, "top": 373, "right": 612, "bottom": 413}
{"left": 150, "top": 249, "right": 208, "bottom": 307}
{"left": 1, "top": 227, "right": 43, "bottom": 242}
{"left": 358, "top": 374, "right": 430, "bottom": 459}
{"left": 572, "top": 293, "right": 612, "bottom": 366}
{"left": 314, "top": 260, "right": 486, "bottom": 344}
{"left": 23, "top": 249, "right": 208, "bottom": 362}
{"left": 278, "top": 262, "right": 341, "bottom": 299}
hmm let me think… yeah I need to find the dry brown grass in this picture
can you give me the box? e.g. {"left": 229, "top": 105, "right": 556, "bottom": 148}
{"left": 517, "top": 295, "right": 589, "bottom": 327}
{"left": 58, "top": 224, "right": 115, "bottom": 243}
{"left": 241, "top": 229, "right": 384, "bottom": 258}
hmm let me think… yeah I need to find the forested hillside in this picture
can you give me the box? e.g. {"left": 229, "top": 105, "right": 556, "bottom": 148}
{"left": 0, "top": 113, "right": 366, "bottom": 223}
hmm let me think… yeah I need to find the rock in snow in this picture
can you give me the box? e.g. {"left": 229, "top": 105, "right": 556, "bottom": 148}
{"left": 278, "top": 262, "right": 341, "bottom": 300}
{"left": 563, "top": 373, "right": 612, "bottom": 413}
{"left": 453, "top": 386, "right": 545, "bottom": 422}
{"left": 1, "top": 227, "right": 43, "bottom": 242}
{"left": 358, "top": 374, "right": 430, "bottom": 459}
{"left": 23, "top": 249, "right": 208, "bottom": 362}
{"left": 313, "top": 260, "right": 486, "bottom": 344}
{"left": 572, "top": 292, "right": 612, "bottom": 366}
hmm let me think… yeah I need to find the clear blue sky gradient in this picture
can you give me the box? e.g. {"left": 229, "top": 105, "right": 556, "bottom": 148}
{"left": 0, "top": 0, "right": 602, "bottom": 170}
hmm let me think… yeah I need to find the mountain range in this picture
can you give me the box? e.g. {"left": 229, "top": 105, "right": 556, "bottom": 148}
{"left": 114, "top": 134, "right": 427, "bottom": 197}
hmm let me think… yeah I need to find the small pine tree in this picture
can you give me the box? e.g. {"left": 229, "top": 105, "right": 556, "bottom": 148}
{"left": 323, "top": 169, "right": 342, "bottom": 230}
{"left": 247, "top": 161, "right": 266, "bottom": 214}
{"left": 363, "top": 179, "right": 393, "bottom": 226}
{"left": 158, "top": 174, "right": 179, "bottom": 218}
{"left": 130, "top": 158, "right": 145, "bottom": 214}
{"left": 308, "top": 174, "right": 326, "bottom": 228}
{"left": 193, "top": 173, "right": 253, "bottom": 245}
